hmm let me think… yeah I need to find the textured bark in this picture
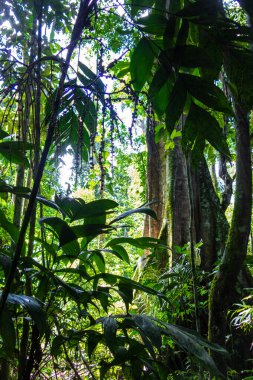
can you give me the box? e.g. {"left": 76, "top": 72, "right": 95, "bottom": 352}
{"left": 197, "top": 159, "right": 229, "bottom": 271}
{"left": 169, "top": 142, "right": 190, "bottom": 255}
{"left": 144, "top": 122, "right": 166, "bottom": 239}
{"left": 169, "top": 144, "right": 228, "bottom": 270}
{"left": 209, "top": 103, "right": 252, "bottom": 372}
{"left": 143, "top": 120, "right": 168, "bottom": 269}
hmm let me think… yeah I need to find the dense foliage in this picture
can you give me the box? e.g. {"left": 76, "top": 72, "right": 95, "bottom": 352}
{"left": 0, "top": 0, "right": 252, "bottom": 379}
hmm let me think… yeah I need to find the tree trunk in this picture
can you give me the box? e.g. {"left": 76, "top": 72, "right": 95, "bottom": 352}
{"left": 209, "top": 103, "right": 252, "bottom": 373}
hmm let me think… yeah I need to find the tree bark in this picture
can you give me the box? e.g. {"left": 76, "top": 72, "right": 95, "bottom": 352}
{"left": 209, "top": 103, "right": 252, "bottom": 372}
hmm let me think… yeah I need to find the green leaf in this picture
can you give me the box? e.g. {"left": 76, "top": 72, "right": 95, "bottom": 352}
{"left": 157, "top": 320, "right": 226, "bottom": 378}
{"left": 183, "top": 102, "right": 230, "bottom": 159}
{"left": 172, "top": 45, "right": 215, "bottom": 68}
{"left": 0, "top": 141, "right": 33, "bottom": 167}
{"left": 74, "top": 88, "right": 97, "bottom": 134}
{"left": 180, "top": 74, "right": 233, "bottom": 115}
{"left": 78, "top": 61, "right": 105, "bottom": 96}
{"left": 130, "top": 37, "right": 156, "bottom": 91}
{"left": 102, "top": 246, "right": 130, "bottom": 264}
{"left": 103, "top": 317, "right": 117, "bottom": 353}
{"left": 152, "top": 77, "right": 174, "bottom": 117}
{"left": 87, "top": 331, "right": 103, "bottom": 358}
{"left": 5, "top": 293, "right": 46, "bottom": 334}
{"left": 109, "top": 206, "right": 156, "bottom": 224}
{"left": 89, "top": 273, "right": 168, "bottom": 301}
{"left": 136, "top": 14, "right": 168, "bottom": 35}
{"left": 51, "top": 335, "right": 65, "bottom": 357}
{"left": 133, "top": 315, "right": 162, "bottom": 351}
{"left": 71, "top": 199, "right": 118, "bottom": 222}
{"left": 166, "top": 77, "right": 187, "bottom": 133}
{"left": 55, "top": 195, "right": 86, "bottom": 219}
{"left": 149, "top": 64, "right": 171, "bottom": 100}
{"left": 0, "top": 208, "right": 19, "bottom": 243}
{"left": 117, "top": 281, "right": 133, "bottom": 307}
{"left": 71, "top": 224, "right": 113, "bottom": 239}
{"left": 163, "top": 15, "right": 178, "bottom": 49}
{"left": 91, "top": 251, "right": 106, "bottom": 272}
{"left": 106, "top": 236, "right": 161, "bottom": 250}
{"left": 39, "top": 217, "right": 77, "bottom": 247}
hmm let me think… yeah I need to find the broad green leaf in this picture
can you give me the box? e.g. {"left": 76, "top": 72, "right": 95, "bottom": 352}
{"left": 152, "top": 77, "right": 174, "bottom": 117}
{"left": 180, "top": 74, "right": 233, "bottom": 115}
{"left": 71, "top": 224, "right": 113, "bottom": 239}
{"left": 74, "top": 88, "right": 97, "bottom": 134}
{"left": 94, "top": 286, "right": 111, "bottom": 312}
{"left": 149, "top": 64, "right": 171, "bottom": 100}
{"left": 5, "top": 293, "right": 46, "bottom": 334}
{"left": 166, "top": 77, "right": 187, "bottom": 133}
{"left": 183, "top": 102, "right": 230, "bottom": 159}
{"left": 103, "top": 317, "right": 117, "bottom": 353}
{"left": 51, "top": 335, "right": 65, "bottom": 357}
{"left": 71, "top": 199, "right": 118, "bottom": 222}
{"left": 89, "top": 273, "right": 168, "bottom": 301}
{"left": 55, "top": 195, "right": 86, "bottom": 219}
{"left": 39, "top": 217, "right": 77, "bottom": 247}
{"left": 53, "top": 276, "right": 90, "bottom": 303}
{"left": 130, "top": 37, "right": 156, "bottom": 91}
{"left": 87, "top": 331, "right": 103, "bottom": 358}
{"left": 106, "top": 236, "right": 162, "bottom": 250}
{"left": 157, "top": 320, "right": 226, "bottom": 378}
{"left": 109, "top": 206, "right": 156, "bottom": 224}
{"left": 0, "top": 141, "right": 33, "bottom": 167}
{"left": 91, "top": 251, "right": 106, "bottom": 272}
{"left": 0, "top": 208, "right": 19, "bottom": 243}
{"left": 61, "top": 240, "right": 80, "bottom": 256}
{"left": 101, "top": 246, "right": 130, "bottom": 264}
{"left": 117, "top": 281, "right": 133, "bottom": 308}
{"left": 133, "top": 315, "right": 162, "bottom": 351}
{"left": 136, "top": 14, "right": 168, "bottom": 35}
{"left": 78, "top": 61, "right": 105, "bottom": 96}
{"left": 172, "top": 45, "right": 214, "bottom": 68}
{"left": 163, "top": 15, "right": 178, "bottom": 49}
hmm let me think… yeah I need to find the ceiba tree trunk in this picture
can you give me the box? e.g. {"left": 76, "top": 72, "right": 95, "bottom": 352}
{"left": 144, "top": 123, "right": 228, "bottom": 272}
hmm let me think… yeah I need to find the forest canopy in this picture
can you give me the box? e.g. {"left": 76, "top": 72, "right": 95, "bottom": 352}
{"left": 0, "top": 0, "right": 252, "bottom": 379}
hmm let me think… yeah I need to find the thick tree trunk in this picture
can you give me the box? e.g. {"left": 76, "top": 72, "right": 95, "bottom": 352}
{"left": 169, "top": 144, "right": 228, "bottom": 270}
{"left": 143, "top": 119, "right": 169, "bottom": 269}
{"left": 169, "top": 142, "right": 190, "bottom": 255}
{"left": 144, "top": 121, "right": 166, "bottom": 239}
{"left": 209, "top": 103, "right": 252, "bottom": 372}
{"left": 197, "top": 159, "right": 229, "bottom": 271}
